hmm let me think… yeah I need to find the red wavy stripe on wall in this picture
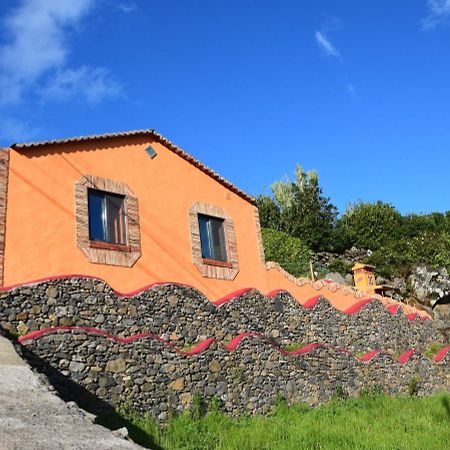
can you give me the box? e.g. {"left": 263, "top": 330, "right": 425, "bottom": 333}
{"left": 0, "top": 274, "right": 195, "bottom": 298}
{"left": 18, "top": 326, "right": 217, "bottom": 355}
{"left": 434, "top": 346, "right": 450, "bottom": 363}
{"left": 358, "top": 350, "right": 382, "bottom": 362}
{"left": 0, "top": 274, "right": 428, "bottom": 321}
{"left": 213, "top": 288, "right": 255, "bottom": 306}
{"left": 398, "top": 350, "right": 416, "bottom": 364}
{"left": 224, "top": 332, "right": 263, "bottom": 351}
{"left": 386, "top": 304, "right": 400, "bottom": 314}
{"left": 266, "top": 289, "right": 288, "bottom": 298}
{"left": 344, "top": 299, "right": 374, "bottom": 314}
{"left": 302, "top": 295, "right": 323, "bottom": 309}
{"left": 16, "top": 326, "right": 446, "bottom": 365}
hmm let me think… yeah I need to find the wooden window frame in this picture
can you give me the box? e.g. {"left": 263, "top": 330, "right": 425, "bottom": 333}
{"left": 75, "top": 175, "right": 141, "bottom": 267}
{"left": 188, "top": 202, "right": 239, "bottom": 280}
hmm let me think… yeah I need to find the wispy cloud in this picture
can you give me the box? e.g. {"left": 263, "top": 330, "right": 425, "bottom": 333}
{"left": 117, "top": 2, "right": 137, "bottom": 13}
{"left": 314, "top": 19, "right": 356, "bottom": 99}
{"left": 314, "top": 31, "right": 340, "bottom": 57}
{"left": 0, "top": 0, "right": 123, "bottom": 105}
{"left": 314, "top": 17, "right": 342, "bottom": 58}
{"left": 422, "top": 0, "right": 450, "bottom": 29}
{"left": 41, "top": 66, "right": 124, "bottom": 104}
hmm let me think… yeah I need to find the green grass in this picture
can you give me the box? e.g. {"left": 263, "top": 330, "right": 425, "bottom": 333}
{"left": 283, "top": 342, "right": 305, "bottom": 352}
{"left": 424, "top": 342, "right": 444, "bottom": 359}
{"left": 99, "top": 393, "right": 450, "bottom": 450}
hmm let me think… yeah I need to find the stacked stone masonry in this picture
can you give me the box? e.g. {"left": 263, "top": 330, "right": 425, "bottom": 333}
{"left": 0, "top": 277, "right": 448, "bottom": 421}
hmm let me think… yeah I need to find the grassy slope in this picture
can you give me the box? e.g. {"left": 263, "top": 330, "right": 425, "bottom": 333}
{"left": 102, "top": 393, "right": 450, "bottom": 450}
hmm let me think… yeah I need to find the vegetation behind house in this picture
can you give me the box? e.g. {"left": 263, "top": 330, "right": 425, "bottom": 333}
{"left": 257, "top": 165, "right": 450, "bottom": 279}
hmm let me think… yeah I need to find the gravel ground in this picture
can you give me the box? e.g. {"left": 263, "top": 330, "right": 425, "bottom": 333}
{"left": 0, "top": 336, "right": 144, "bottom": 450}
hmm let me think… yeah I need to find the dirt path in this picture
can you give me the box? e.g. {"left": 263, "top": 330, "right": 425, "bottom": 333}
{"left": 0, "top": 335, "right": 144, "bottom": 450}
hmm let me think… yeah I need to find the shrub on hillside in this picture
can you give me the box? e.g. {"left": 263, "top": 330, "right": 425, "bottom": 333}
{"left": 338, "top": 202, "right": 402, "bottom": 251}
{"left": 401, "top": 212, "right": 450, "bottom": 238}
{"left": 262, "top": 228, "right": 311, "bottom": 277}
{"left": 368, "top": 231, "right": 450, "bottom": 277}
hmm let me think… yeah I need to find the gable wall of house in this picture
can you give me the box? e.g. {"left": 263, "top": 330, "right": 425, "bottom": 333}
{"left": 1, "top": 134, "right": 427, "bottom": 315}
{"left": 3, "top": 136, "right": 272, "bottom": 299}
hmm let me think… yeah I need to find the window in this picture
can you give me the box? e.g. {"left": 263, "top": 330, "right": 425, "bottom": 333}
{"left": 88, "top": 189, "right": 127, "bottom": 245}
{"left": 198, "top": 214, "right": 227, "bottom": 262}
{"left": 188, "top": 202, "right": 239, "bottom": 280}
{"left": 75, "top": 175, "right": 141, "bottom": 267}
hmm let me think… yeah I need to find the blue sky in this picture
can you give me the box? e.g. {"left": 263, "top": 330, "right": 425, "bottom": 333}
{"left": 0, "top": 0, "right": 449, "bottom": 215}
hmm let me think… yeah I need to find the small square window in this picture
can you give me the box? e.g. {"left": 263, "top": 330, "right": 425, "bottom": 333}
{"left": 88, "top": 189, "right": 127, "bottom": 245}
{"left": 198, "top": 214, "right": 227, "bottom": 262}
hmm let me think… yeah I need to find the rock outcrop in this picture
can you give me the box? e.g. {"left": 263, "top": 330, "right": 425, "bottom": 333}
{"left": 408, "top": 266, "right": 450, "bottom": 340}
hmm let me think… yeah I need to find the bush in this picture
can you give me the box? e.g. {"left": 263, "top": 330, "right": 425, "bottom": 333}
{"left": 339, "top": 202, "right": 402, "bottom": 251}
{"left": 368, "top": 231, "right": 450, "bottom": 277}
{"left": 262, "top": 228, "right": 311, "bottom": 277}
{"left": 401, "top": 212, "right": 450, "bottom": 238}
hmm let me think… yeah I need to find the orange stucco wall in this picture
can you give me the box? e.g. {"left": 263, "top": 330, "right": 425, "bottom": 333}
{"left": 2, "top": 136, "right": 410, "bottom": 313}
{"left": 4, "top": 137, "right": 275, "bottom": 300}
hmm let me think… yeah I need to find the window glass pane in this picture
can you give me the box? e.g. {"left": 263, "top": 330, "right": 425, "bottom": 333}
{"left": 88, "top": 189, "right": 126, "bottom": 244}
{"left": 88, "top": 190, "right": 105, "bottom": 241}
{"left": 105, "top": 194, "right": 126, "bottom": 244}
{"left": 198, "top": 214, "right": 227, "bottom": 261}
{"left": 210, "top": 218, "right": 227, "bottom": 261}
{"left": 198, "top": 214, "right": 213, "bottom": 259}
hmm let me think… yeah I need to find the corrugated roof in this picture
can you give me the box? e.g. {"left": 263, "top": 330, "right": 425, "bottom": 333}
{"left": 11, "top": 129, "right": 255, "bottom": 204}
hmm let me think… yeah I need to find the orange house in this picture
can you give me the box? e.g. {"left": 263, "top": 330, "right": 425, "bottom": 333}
{"left": 0, "top": 129, "right": 427, "bottom": 316}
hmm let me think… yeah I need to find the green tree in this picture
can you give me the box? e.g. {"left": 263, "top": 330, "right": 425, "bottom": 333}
{"left": 263, "top": 165, "right": 337, "bottom": 251}
{"left": 338, "top": 201, "right": 402, "bottom": 251}
{"left": 256, "top": 195, "right": 281, "bottom": 231}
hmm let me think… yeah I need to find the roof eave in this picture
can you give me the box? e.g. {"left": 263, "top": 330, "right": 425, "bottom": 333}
{"left": 10, "top": 129, "right": 255, "bottom": 205}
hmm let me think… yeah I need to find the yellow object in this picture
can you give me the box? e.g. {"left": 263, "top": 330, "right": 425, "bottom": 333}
{"left": 352, "top": 263, "right": 377, "bottom": 294}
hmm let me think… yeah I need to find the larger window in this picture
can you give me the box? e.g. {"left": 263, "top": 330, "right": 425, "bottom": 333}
{"left": 88, "top": 189, "right": 127, "bottom": 245}
{"left": 198, "top": 214, "right": 227, "bottom": 262}
{"left": 75, "top": 175, "right": 141, "bottom": 267}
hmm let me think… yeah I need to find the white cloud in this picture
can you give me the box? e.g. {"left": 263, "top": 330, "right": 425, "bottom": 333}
{"left": 422, "top": 0, "right": 450, "bottom": 29}
{"left": 0, "top": 0, "right": 95, "bottom": 104}
{"left": 41, "top": 66, "right": 124, "bottom": 104}
{"left": 314, "top": 31, "right": 340, "bottom": 57}
{"left": 0, "top": 0, "right": 123, "bottom": 106}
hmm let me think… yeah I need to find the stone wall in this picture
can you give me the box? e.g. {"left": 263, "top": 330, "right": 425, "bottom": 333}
{"left": 17, "top": 331, "right": 449, "bottom": 421}
{"left": 0, "top": 277, "right": 448, "bottom": 420}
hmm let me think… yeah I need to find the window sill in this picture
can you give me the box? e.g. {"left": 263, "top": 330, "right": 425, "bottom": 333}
{"left": 89, "top": 241, "right": 131, "bottom": 252}
{"left": 202, "top": 258, "right": 233, "bottom": 268}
